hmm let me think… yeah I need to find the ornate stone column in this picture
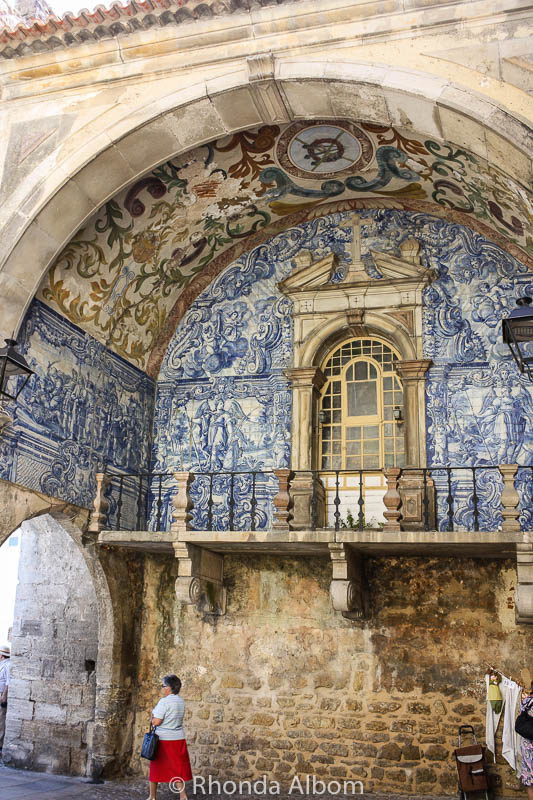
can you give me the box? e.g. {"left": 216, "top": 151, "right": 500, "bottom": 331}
{"left": 284, "top": 366, "right": 326, "bottom": 529}
{"left": 394, "top": 359, "right": 435, "bottom": 530}
{"left": 394, "top": 359, "right": 432, "bottom": 468}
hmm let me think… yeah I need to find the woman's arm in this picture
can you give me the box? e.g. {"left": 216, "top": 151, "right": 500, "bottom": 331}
{"left": 152, "top": 716, "right": 163, "bottom": 726}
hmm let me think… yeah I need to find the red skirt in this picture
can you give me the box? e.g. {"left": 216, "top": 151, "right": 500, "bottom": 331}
{"left": 149, "top": 739, "right": 192, "bottom": 784}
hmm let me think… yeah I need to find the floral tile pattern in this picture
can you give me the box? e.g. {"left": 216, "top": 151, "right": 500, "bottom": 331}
{"left": 36, "top": 121, "right": 533, "bottom": 374}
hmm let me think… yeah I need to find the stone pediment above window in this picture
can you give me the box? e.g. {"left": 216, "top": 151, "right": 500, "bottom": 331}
{"left": 278, "top": 236, "right": 436, "bottom": 298}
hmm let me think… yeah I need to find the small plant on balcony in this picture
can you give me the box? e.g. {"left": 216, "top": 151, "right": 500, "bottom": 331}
{"left": 340, "top": 509, "right": 385, "bottom": 530}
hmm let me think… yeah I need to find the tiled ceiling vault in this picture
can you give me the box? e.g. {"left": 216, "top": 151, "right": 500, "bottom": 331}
{"left": 36, "top": 119, "right": 533, "bottom": 376}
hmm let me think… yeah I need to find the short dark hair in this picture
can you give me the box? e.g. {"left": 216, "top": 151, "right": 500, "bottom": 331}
{"left": 163, "top": 675, "right": 182, "bottom": 695}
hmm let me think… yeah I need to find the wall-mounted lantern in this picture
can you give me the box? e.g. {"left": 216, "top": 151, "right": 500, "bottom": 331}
{"left": 393, "top": 406, "right": 403, "bottom": 423}
{"left": 502, "top": 297, "right": 533, "bottom": 381}
{"left": 0, "top": 338, "right": 34, "bottom": 402}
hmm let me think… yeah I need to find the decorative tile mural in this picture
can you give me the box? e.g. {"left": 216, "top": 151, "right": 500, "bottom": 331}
{"left": 37, "top": 121, "right": 533, "bottom": 374}
{"left": 151, "top": 208, "right": 533, "bottom": 531}
{"left": 1, "top": 300, "right": 154, "bottom": 509}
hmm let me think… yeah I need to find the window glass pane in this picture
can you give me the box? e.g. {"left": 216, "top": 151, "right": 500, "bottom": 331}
{"left": 332, "top": 426, "right": 341, "bottom": 439}
{"left": 363, "top": 439, "right": 379, "bottom": 454}
{"left": 383, "top": 376, "right": 393, "bottom": 390}
{"left": 354, "top": 362, "right": 367, "bottom": 380}
{"left": 369, "top": 364, "right": 377, "bottom": 379}
{"left": 384, "top": 453, "right": 395, "bottom": 467}
{"left": 321, "top": 411, "right": 331, "bottom": 424}
{"left": 346, "top": 456, "right": 361, "bottom": 469}
{"left": 333, "top": 395, "right": 341, "bottom": 408}
{"left": 332, "top": 456, "right": 342, "bottom": 469}
{"left": 347, "top": 440, "right": 361, "bottom": 455}
{"left": 332, "top": 411, "right": 341, "bottom": 423}
{"left": 322, "top": 456, "right": 331, "bottom": 469}
{"left": 363, "top": 455, "right": 379, "bottom": 469}
{"left": 383, "top": 391, "right": 393, "bottom": 406}
{"left": 364, "top": 425, "right": 379, "bottom": 438}
{"left": 346, "top": 426, "right": 361, "bottom": 439}
{"left": 384, "top": 407, "right": 393, "bottom": 420}
{"left": 346, "top": 365, "right": 354, "bottom": 381}
{"left": 323, "top": 396, "right": 331, "bottom": 408}
{"left": 347, "top": 381, "right": 377, "bottom": 416}
{"left": 322, "top": 427, "right": 331, "bottom": 440}
{"left": 332, "top": 441, "right": 341, "bottom": 454}
{"left": 332, "top": 381, "right": 341, "bottom": 393}
{"left": 384, "top": 423, "right": 394, "bottom": 436}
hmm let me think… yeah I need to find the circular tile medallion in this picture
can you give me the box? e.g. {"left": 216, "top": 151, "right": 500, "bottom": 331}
{"left": 276, "top": 121, "right": 374, "bottom": 180}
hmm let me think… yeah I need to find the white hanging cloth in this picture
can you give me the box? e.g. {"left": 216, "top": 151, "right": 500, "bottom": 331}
{"left": 486, "top": 673, "right": 505, "bottom": 762}
{"left": 501, "top": 677, "right": 522, "bottom": 775}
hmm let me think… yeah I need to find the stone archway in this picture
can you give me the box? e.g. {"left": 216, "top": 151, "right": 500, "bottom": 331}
{"left": 0, "top": 494, "right": 142, "bottom": 778}
{"left": 1, "top": 58, "right": 531, "bottom": 340}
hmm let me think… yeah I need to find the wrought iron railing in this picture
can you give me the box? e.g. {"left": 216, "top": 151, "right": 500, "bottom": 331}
{"left": 97, "top": 464, "right": 533, "bottom": 534}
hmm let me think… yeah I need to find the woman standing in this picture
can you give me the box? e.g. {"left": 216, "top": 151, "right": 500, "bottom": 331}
{"left": 520, "top": 682, "right": 533, "bottom": 800}
{"left": 148, "top": 675, "right": 192, "bottom": 800}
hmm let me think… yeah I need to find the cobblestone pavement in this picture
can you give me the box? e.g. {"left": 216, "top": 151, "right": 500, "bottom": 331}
{"left": 0, "top": 765, "right": 460, "bottom": 800}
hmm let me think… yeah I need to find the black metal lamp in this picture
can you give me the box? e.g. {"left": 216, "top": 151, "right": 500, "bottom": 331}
{"left": 502, "top": 297, "right": 533, "bottom": 380}
{"left": 0, "top": 338, "right": 34, "bottom": 401}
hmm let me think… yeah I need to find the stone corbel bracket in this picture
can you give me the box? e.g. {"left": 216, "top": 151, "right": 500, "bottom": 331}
{"left": 173, "top": 542, "right": 226, "bottom": 615}
{"left": 328, "top": 543, "right": 367, "bottom": 620}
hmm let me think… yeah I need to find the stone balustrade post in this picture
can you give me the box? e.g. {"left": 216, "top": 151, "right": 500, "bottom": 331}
{"left": 170, "top": 471, "right": 195, "bottom": 536}
{"left": 87, "top": 473, "right": 111, "bottom": 533}
{"left": 383, "top": 468, "right": 402, "bottom": 532}
{"left": 272, "top": 469, "right": 294, "bottom": 530}
{"left": 499, "top": 463, "right": 520, "bottom": 532}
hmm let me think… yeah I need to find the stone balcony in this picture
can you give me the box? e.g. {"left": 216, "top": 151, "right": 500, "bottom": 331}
{"left": 89, "top": 465, "right": 533, "bottom": 623}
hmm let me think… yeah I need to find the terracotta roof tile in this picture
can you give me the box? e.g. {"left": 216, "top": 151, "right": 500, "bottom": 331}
{"left": 0, "top": 0, "right": 300, "bottom": 58}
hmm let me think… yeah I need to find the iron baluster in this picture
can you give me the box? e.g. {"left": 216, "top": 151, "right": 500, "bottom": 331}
{"left": 156, "top": 474, "right": 163, "bottom": 531}
{"left": 250, "top": 472, "right": 257, "bottom": 532}
{"left": 136, "top": 474, "right": 144, "bottom": 530}
{"left": 311, "top": 470, "right": 318, "bottom": 531}
{"left": 472, "top": 467, "right": 480, "bottom": 532}
{"left": 446, "top": 468, "right": 454, "bottom": 532}
{"left": 116, "top": 475, "right": 124, "bottom": 530}
{"left": 334, "top": 471, "right": 341, "bottom": 532}
{"left": 207, "top": 473, "right": 214, "bottom": 532}
{"left": 422, "top": 468, "right": 430, "bottom": 531}
{"left": 229, "top": 472, "right": 235, "bottom": 531}
{"left": 144, "top": 473, "right": 151, "bottom": 529}
{"left": 358, "top": 470, "right": 364, "bottom": 531}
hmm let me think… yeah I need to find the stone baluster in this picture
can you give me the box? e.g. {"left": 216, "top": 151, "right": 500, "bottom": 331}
{"left": 170, "top": 471, "right": 195, "bottom": 536}
{"left": 499, "top": 464, "right": 520, "bottom": 532}
{"left": 272, "top": 469, "right": 294, "bottom": 530}
{"left": 383, "top": 468, "right": 402, "bottom": 532}
{"left": 87, "top": 472, "right": 111, "bottom": 533}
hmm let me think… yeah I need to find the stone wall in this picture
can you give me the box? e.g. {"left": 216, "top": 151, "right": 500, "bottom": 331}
{"left": 3, "top": 515, "right": 99, "bottom": 775}
{"left": 131, "top": 552, "right": 532, "bottom": 796}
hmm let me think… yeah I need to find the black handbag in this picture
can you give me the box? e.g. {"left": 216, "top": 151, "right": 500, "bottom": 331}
{"left": 515, "top": 710, "right": 533, "bottom": 740}
{"left": 141, "top": 724, "right": 159, "bottom": 760}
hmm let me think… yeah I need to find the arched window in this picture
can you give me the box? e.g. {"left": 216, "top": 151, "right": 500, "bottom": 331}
{"left": 320, "top": 338, "right": 405, "bottom": 472}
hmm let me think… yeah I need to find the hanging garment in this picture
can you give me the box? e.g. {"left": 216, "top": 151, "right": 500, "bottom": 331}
{"left": 502, "top": 677, "right": 522, "bottom": 773}
{"left": 486, "top": 673, "right": 505, "bottom": 762}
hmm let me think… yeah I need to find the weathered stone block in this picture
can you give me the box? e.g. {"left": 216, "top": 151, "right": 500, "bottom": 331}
{"left": 424, "top": 744, "right": 449, "bottom": 761}
{"left": 220, "top": 675, "right": 244, "bottom": 689}
{"left": 7, "top": 698, "right": 35, "bottom": 721}
{"left": 251, "top": 713, "right": 275, "bottom": 726}
{"left": 407, "top": 701, "right": 431, "bottom": 714}
{"left": 378, "top": 742, "right": 402, "bottom": 761}
{"left": 33, "top": 702, "right": 67, "bottom": 724}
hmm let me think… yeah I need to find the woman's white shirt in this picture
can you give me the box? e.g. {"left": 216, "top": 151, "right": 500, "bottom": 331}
{"left": 152, "top": 694, "right": 185, "bottom": 741}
